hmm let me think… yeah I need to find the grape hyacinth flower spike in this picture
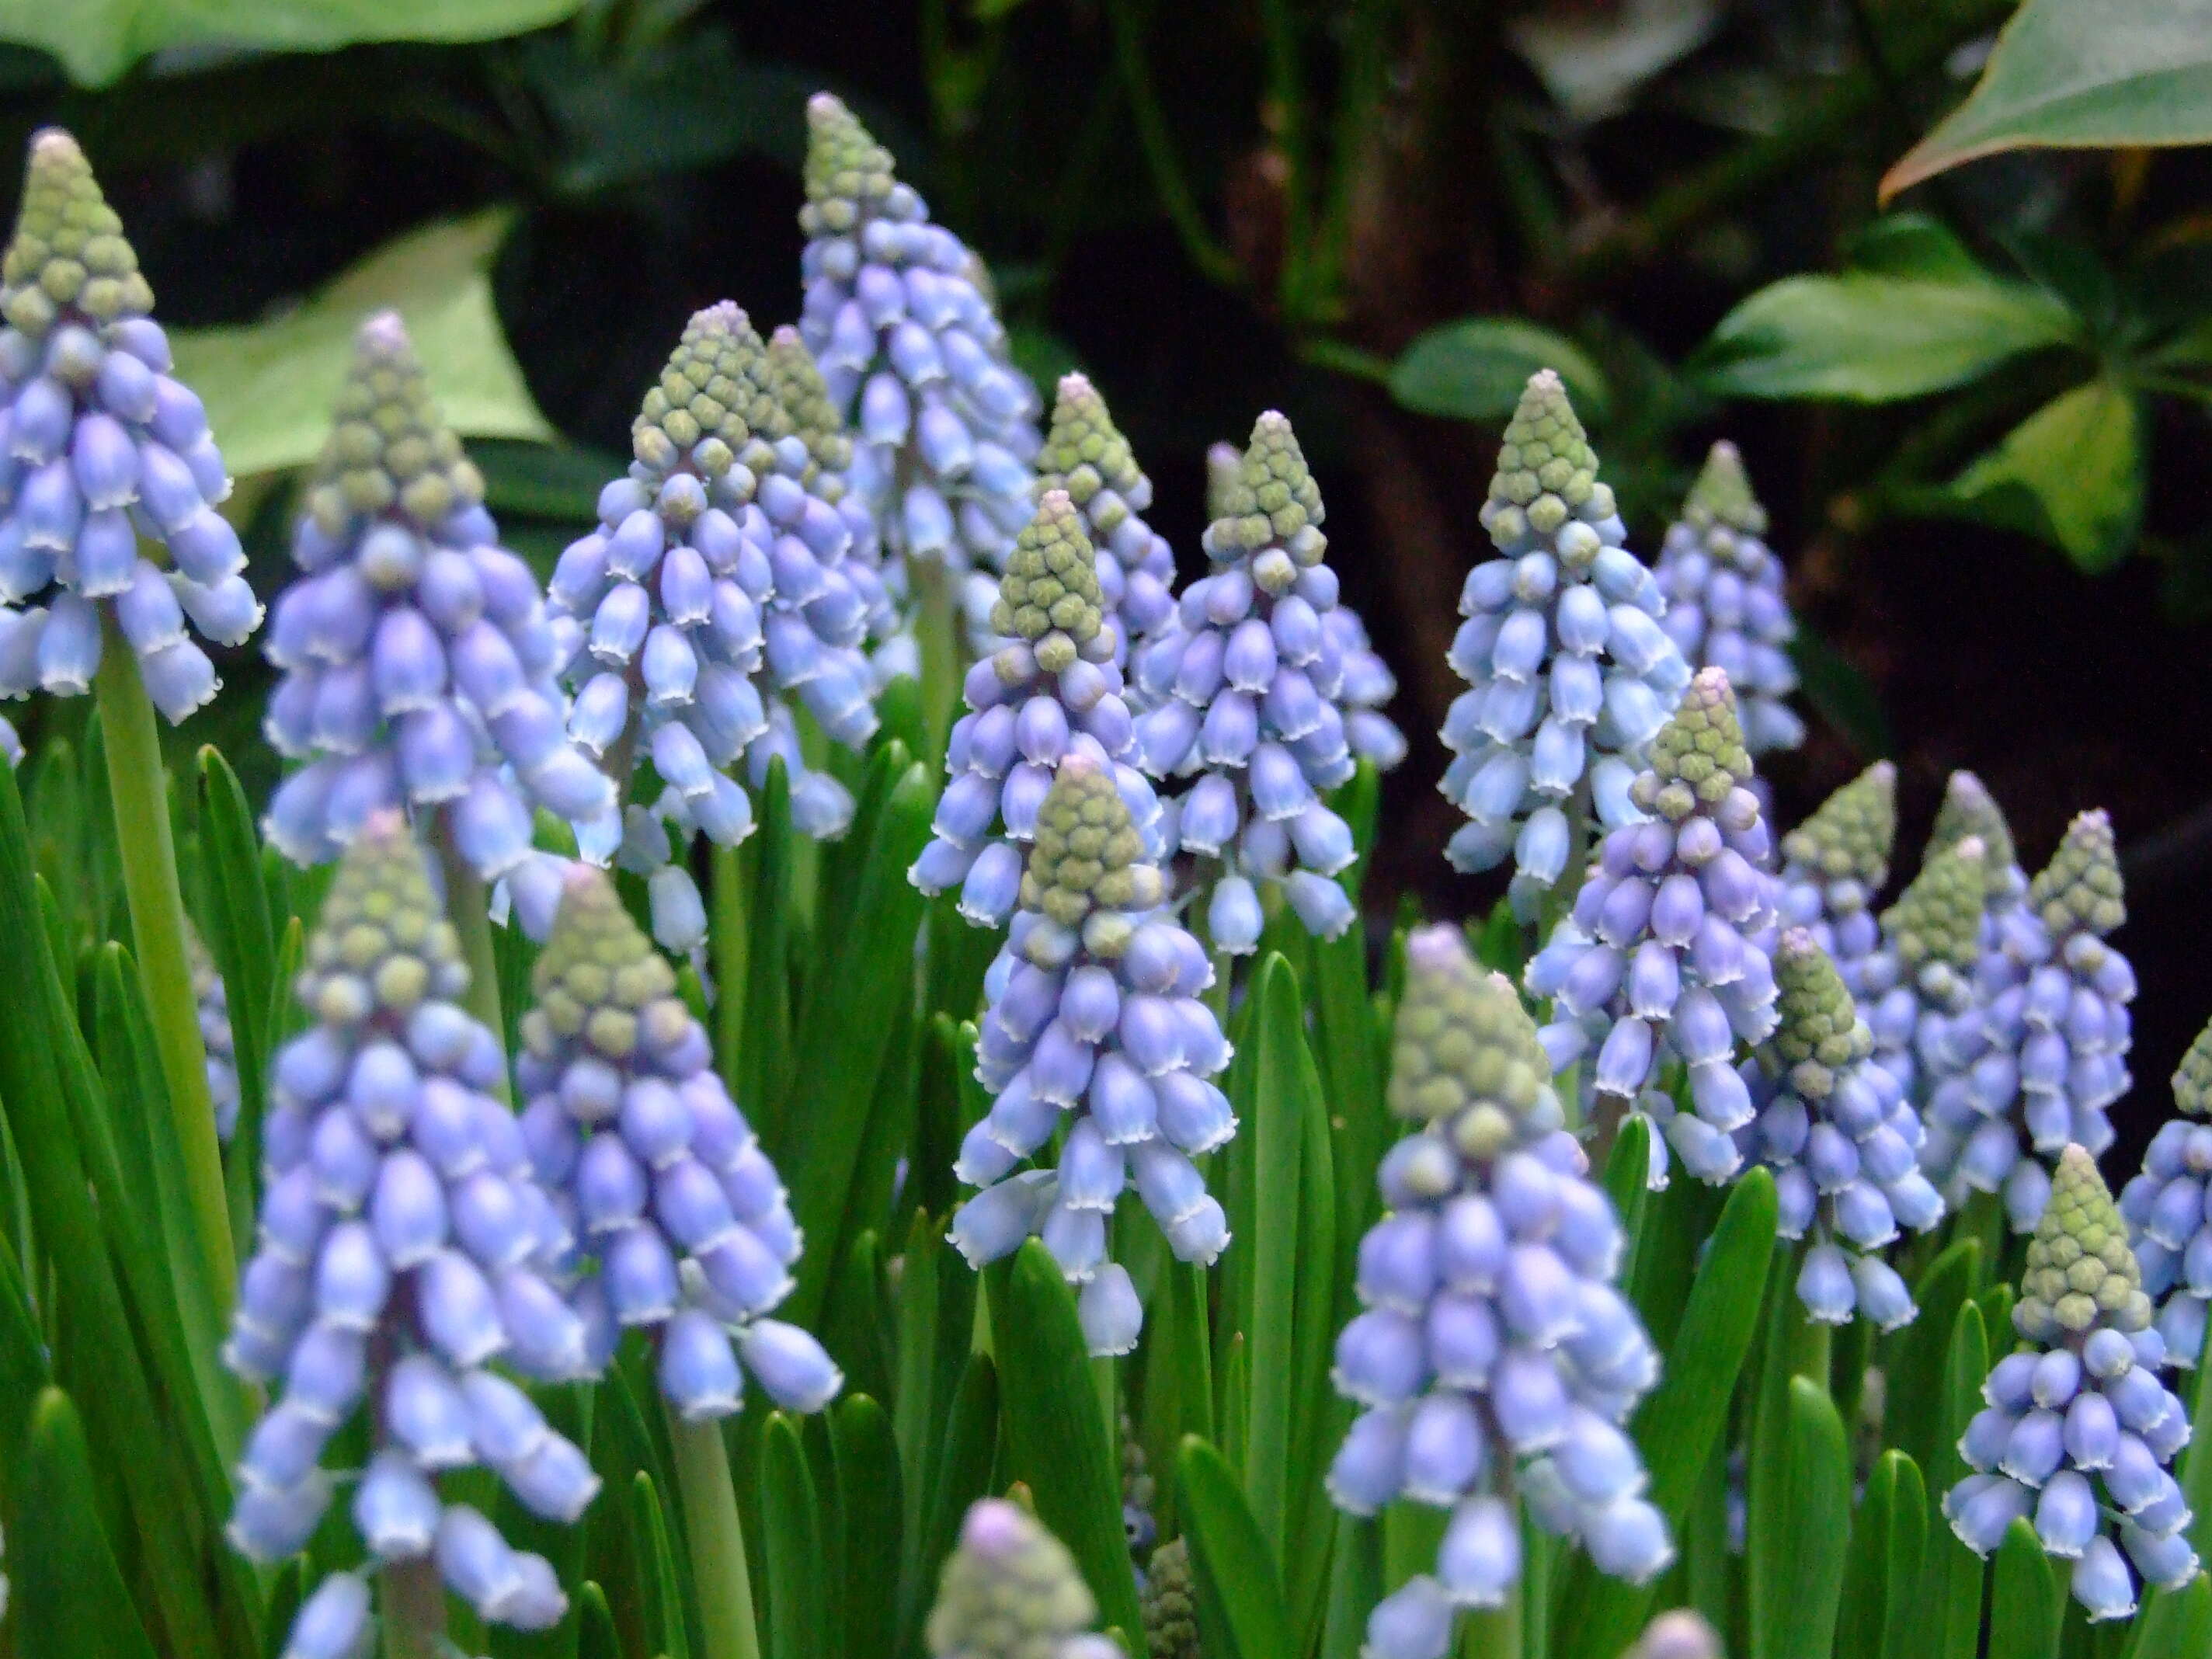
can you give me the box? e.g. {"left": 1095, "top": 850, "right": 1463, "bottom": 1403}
{"left": 516, "top": 866, "right": 841, "bottom": 1417}
{"left": 1440, "top": 370, "right": 1688, "bottom": 916}
{"left": 1929, "top": 767, "right": 2031, "bottom": 937}
{"left": 1737, "top": 929, "right": 1942, "bottom": 1329}
{"left": 260, "top": 311, "right": 614, "bottom": 925}
{"left": 1945, "top": 1145, "right": 2198, "bottom": 1620}
{"left": 911, "top": 489, "right": 1161, "bottom": 926}
{"left": 1653, "top": 441, "right": 1803, "bottom": 756}
{"left": 0, "top": 128, "right": 260, "bottom": 720}
{"left": 1527, "top": 667, "right": 1779, "bottom": 1187}
{"left": 1928, "top": 812, "right": 2134, "bottom": 1233}
{"left": 1035, "top": 372, "right": 1177, "bottom": 663}
{"left": 1132, "top": 409, "right": 1402, "bottom": 950}
{"left": 926, "top": 1499, "right": 1120, "bottom": 1659}
{"left": 949, "top": 755, "right": 1233, "bottom": 1355}
{"left": 1859, "top": 833, "right": 1987, "bottom": 1106}
{"left": 798, "top": 92, "right": 1039, "bottom": 633}
{"left": 226, "top": 814, "right": 598, "bottom": 1654}
{"left": 1776, "top": 760, "right": 1894, "bottom": 993}
{"left": 1331, "top": 926, "right": 1668, "bottom": 1659}
{"left": 546, "top": 303, "right": 879, "bottom": 947}
{"left": 2123, "top": 1017, "right": 2212, "bottom": 1365}
{"left": 188, "top": 919, "right": 241, "bottom": 1141}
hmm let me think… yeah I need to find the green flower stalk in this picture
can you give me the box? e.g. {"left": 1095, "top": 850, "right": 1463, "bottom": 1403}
{"left": 1946, "top": 1146, "right": 2197, "bottom": 1620}
{"left": 925, "top": 1499, "right": 1120, "bottom": 1659}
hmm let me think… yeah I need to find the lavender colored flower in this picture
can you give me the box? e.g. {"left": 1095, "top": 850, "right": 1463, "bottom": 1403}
{"left": 1857, "top": 833, "right": 1987, "bottom": 1109}
{"left": 1653, "top": 443, "right": 1803, "bottom": 756}
{"left": 1035, "top": 374, "right": 1177, "bottom": 663}
{"left": 1923, "top": 812, "right": 2134, "bottom": 1234}
{"left": 2120, "top": 1017, "right": 2212, "bottom": 1365}
{"left": 1528, "top": 668, "right": 1779, "bottom": 1188}
{"left": 260, "top": 312, "right": 612, "bottom": 914}
{"left": 1334, "top": 925, "right": 1668, "bottom": 1659}
{"left": 1131, "top": 410, "right": 1400, "bottom": 949}
{"left": 1944, "top": 1145, "right": 2196, "bottom": 1620}
{"left": 1776, "top": 760, "right": 1894, "bottom": 996}
{"left": 1929, "top": 768, "right": 2032, "bottom": 939}
{"left": 516, "top": 867, "right": 841, "bottom": 1418}
{"left": 1737, "top": 930, "right": 1941, "bottom": 1329}
{"left": 798, "top": 94, "right": 1039, "bottom": 637}
{"left": 1625, "top": 1611, "right": 1723, "bottom": 1659}
{"left": 926, "top": 1499, "right": 1120, "bottom": 1659}
{"left": 950, "top": 756, "right": 1231, "bottom": 1355}
{"left": 1440, "top": 371, "right": 1689, "bottom": 915}
{"left": 0, "top": 130, "right": 259, "bottom": 722}
{"left": 226, "top": 813, "right": 595, "bottom": 1648}
{"left": 912, "top": 489, "right": 1161, "bottom": 927}
{"left": 547, "top": 304, "right": 879, "bottom": 948}
{"left": 188, "top": 918, "right": 240, "bottom": 1142}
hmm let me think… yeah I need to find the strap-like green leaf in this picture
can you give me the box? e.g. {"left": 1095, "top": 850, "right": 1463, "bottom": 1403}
{"left": 1179, "top": 1435, "right": 1297, "bottom": 1659}
{"left": 1990, "top": 1515, "right": 2061, "bottom": 1659}
{"left": 7, "top": 1388, "right": 160, "bottom": 1659}
{"left": 1767, "top": 1377, "right": 1852, "bottom": 1659}
{"left": 830, "top": 1396, "right": 904, "bottom": 1659}
{"left": 760, "top": 1414, "right": 824, "bottom": 1659}
{"left": 631, "top": 1471, "right": 694, "bottom": 1659}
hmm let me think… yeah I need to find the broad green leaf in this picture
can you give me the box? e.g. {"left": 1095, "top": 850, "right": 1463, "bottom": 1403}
{"left": 577, "top": 1583, "right": 621, "bottom": 1659}
{"left": 1692, "top": 273, "right": 2077, "bottom": 401}
{"left": 2132, "top": 1571, "right": 2212, "bottom": 1659}
{"left": 171, "top": 211, "right": 551, "bottom": 479}
{"left": 0, "top": 0, "right": 584, "bottom": 86}
{"left": 1949, "top": 379, "right": 2145, "bottom": 572}
{"left": 1767, "top": 1378, "right": 1852, "bottom": 1659}
{"left": 1389, "top": 318, "right": 1612, "bottom": 423}
{"left": 1844, "top": 214, "right": 1995, "bottom": 283}
{"left": 6, "top": 1389, "right": 160, "bottom": 1659}
{"left": 1837, "top": 1452, "right": 1925, "bottom": 1659}
{"left": 760, "top": 1415, "right": 824, "bottom": 1659}
{"left": 1883, "top": 0, "right": 2212, "bottom": 200}
{"left": 830, "top": 1396, "right": 903, "bottom": 1659}
{"left": 1179, "top": 1437, "right": 1296, "bottom": 1659}
{"left": 1555, "top": 1167, "right": 1774, "bottom": 1659}
{"left": 1991, "top": 1516, "right": 2062, "bottom": 1659}
{"left": 989, "top": 1243, "right": 1145, "bottom": 1640}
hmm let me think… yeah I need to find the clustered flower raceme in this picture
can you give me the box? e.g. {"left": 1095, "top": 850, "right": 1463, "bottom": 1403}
{"left": 1132, "top": 410, "right": 1402, "bottom": 950}
{"left": 0, "top": 130, "right": 259, "bottom": 723}
{"left": 1441, "top": 371, "right": 1689, "bottom": 916}
{"left": 1946, "top": 1146, "right": 2199, "bottom": 1620}
{"left": 1775, "top": 760, "right": 1895, "bottom": 996}
{"left": 2122, "top": 1017, "right": 2212, "bottom": 1366}
{"left": 1527, "top": 667, "right": 1778, "bottom": 1188}
{"left": 1035, "top": 373, "right": 1177, "bottom": 666}
{"left": 1856, "top": 833, "right": 1987, "bottom": 1108}
{"left": 1931, "top": 768, "right": 2031, "bottom": 945}
{"left": 1735, "top": 929, "right": 1940, "bottom": 1330}
{"left": 1140, "top": 1536, "right": 1198, "bottom": 1659}
{"left": 548, "top": 303, "right": 879, "bottom": 949}
{"left": 225, "top": 814, "right": 597, "bottom": 1655}
{"left": 798, "top": 92, "right": 1039, "bottom": 640}
{"left": 188, "top": 919, "right": 241, "bottom": 1142}
{"left": 514, "top": 868, "right": 842, "bottom": 1418}
{"left": 261, "top": 312, "right": 613, "bottom": 927}
{"left": 1924, "top": 812, "right": 2134, "bottom": 1234}
{"left": 927, "top": 1499, "right": 1120, "bottom": 1659}
{"left": 1652, "top": 442, "right": 1803, "bottom": 757}
{"left": 1330, "top": 926, "right": 1668, "bottom": 1659}
{"left": 950, "top": 756, "right": 1233, "bottom": 1356}
{"left": 912, "top": 490, "right": 1162, "bottom": 927}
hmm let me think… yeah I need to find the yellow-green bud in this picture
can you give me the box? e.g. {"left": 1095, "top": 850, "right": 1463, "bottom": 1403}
{"left": 1780, "top": 760, "right": 1895, "bottom": 890}
{"left": 1388, "top": 924, "right": 1552, "bottom": 1145}
{"left": 635, "top": 303, "right": 788, "bottom": 482}
{"left": 767, "top": 323, "right": 851, "bottom": 480}
{"left": 1771, "top": 929, "right": 1871, "bottom": 1098}
{"left": 1038, "top": 374, "right": 1146, "bottom": 527}
{"left": 1484, "top": 370, "right": 1601, "bottom": 551}
{"left": 800, "top": 93, "right": 898, "bottom": 236}
{"left": 1018, "top": 757, "right": 1159, "bottom": 949}
{"left": 1631, "top": 668, "right": 1753, "bottom": 819}
{"left": 1206, "top": 410, "right": 1326, "bottom": 558}
{"left": 1141, "top": 1538, "right": 1200, "bottom": 1659}
{"left": 926, "top": 1498, "right": 1102, "bottom": 1659}
{"left": 306, "top": 311, "right": 485, "bottom": 538}
{"left": 523, "top": 868, "right": 680, "bottom": 1063}
{"left": 991, "top": 491, "right": 1104, "bottom": 667}
{"left": 1880, "top": 836, "right": 1986, "bottom": 972}
{"left": 1, "top": 128, "right": 151, "bottom": 335}
{"left": 295, "top": 811, "right": 466, "bottom": 1021}
{"left": 1928, "top": 770, "right": 2016, "bottom": 875}
{"left": 2015, "top": 1144, "right": 2151, "bottom": 1342}
{"left": 1682, "top": 440, "right": 1769, "bottom": 541}
{"left": 2175, "top": 1014, "right": 2212, "bottom": 1118}
{"left": 2026, "top": 809, "right": 2124, "bottom": 940}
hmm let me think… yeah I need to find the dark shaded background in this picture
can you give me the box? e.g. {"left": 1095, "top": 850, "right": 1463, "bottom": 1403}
{"left": 3, "top": 0, "right": 2207, "bottom": 1160}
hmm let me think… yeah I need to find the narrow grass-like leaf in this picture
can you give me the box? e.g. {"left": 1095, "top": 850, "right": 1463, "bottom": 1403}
{"left": 1766, "top": 1377, "right": 1851, "bottom": 1659}
{"left": 1601, "top": 1114, "right": 1653, "bottom": 1285}
{"left": 903, "top": 1353, "right": 998, "bottom": 1659}
{"left": 1838, "top": 1449, "right": 1904, "bottom": 1659}
{"left": 631, "top": 1472, "right": 693, "bottom": 1659}
{"left": 1879, "top": 1454, "right": 1928, "bottom": 1659}
{"left": 830, "top": 1395, "right": 903, "bottom": 1659}
{"left": 1920, "top": 1300, "right": 1991, "bottom": 1659}
{"left": 1179, "top": 1435, "right": 1296, "bottom": 1659}
{"left": 1320, "top": 1511, "right": 1381, "bottom": 1659}
{"left": 728, "top": 755, "right": 792, "bottom": 1113}
{"left": 989, "top": 1242, "right": 1145, "bottom": 1640}
{"left": 1745, "top": 1240, "right": 1797, "bottom": 1659}
{"left": 1991, "top": 1515, "right": 2061, "bottom": 1659}
{"left": 2129, "top": 1573, "right": 2212, "bottom": 1659}
{"left": 1243, "top": 952, "right": 1314, "bottom": 1558}
{"left": 7, "top": 1388, "right": 160, "bottom": 1659}
{"left": 1886, "top": 1239, "right": 1982, "bottom": 1479}
{"left": 1556, "top": 1167, "right": 1775, "bottom": 1659}
{"left": 577, "top": 1582, "right": 621, "bottom": 1659}
{"left": 760, "top": 1414, "right": 824, "bottom": 1659}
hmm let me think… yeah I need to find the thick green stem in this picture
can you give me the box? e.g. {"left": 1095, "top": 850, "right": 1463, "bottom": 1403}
{"left": 93, "top": 626, "right": 237, "bottom": 1310}
{"left": 381, "top": 1554, "right": 447, "bottom": 1659}
{"left": 666, "top": 1409, "right": 764, "bottom": 1659}
{"left": 431, "top": 821, "right": 508, "bottom": 1093}
{"left": 916, "top": 558, "right": 962, "bottom": 769}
